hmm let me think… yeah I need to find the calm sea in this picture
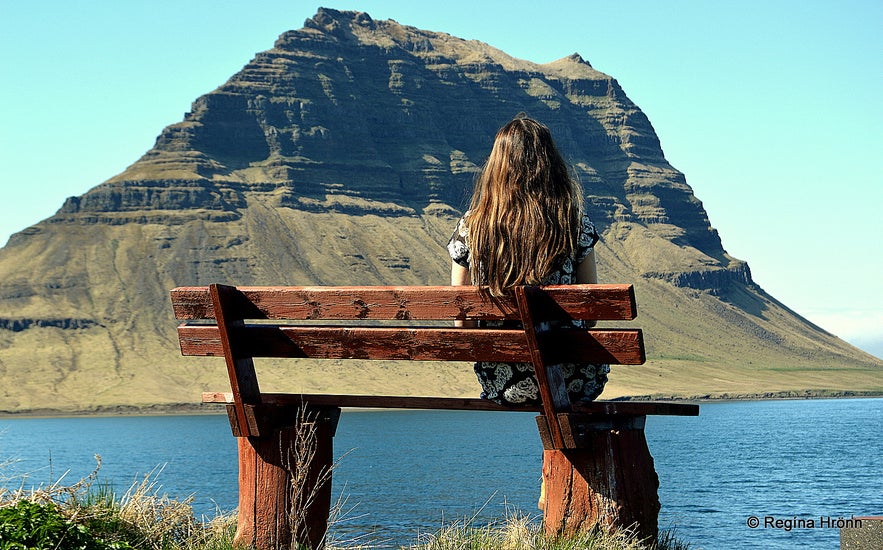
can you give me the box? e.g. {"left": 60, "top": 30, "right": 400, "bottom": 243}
{"left": 0, "top": 398, "right": 880, "bottom": 549}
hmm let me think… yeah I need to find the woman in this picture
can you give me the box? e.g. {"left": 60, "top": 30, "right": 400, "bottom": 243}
{"left": 447, "top": 115, "right": 609, "bottom": 405}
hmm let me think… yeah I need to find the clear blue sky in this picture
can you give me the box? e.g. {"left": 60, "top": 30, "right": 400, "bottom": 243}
{"left": 1, "top": 1, "right": 881, "bottom": 357}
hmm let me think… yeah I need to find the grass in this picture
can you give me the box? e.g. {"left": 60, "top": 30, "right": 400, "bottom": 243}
{"left": 0, "top": 456, "right": 236, "bottom": 550}
{"left": 0, "top": 457, "right": 690, "bottom": 550}
{"left": 406, "top": 514, "right": 691, "bottom": 550}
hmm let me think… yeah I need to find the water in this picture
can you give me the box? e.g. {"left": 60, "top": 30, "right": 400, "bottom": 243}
{"left": 0, "top": 398, "right": 880, "bottom": 549}
{"left": 647, "top": 399, "right": 882, "bottom": 549}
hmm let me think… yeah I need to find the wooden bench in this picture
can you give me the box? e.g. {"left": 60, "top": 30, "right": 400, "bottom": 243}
{"left": 171, "top": 283, "right": 698, "bottom": 549}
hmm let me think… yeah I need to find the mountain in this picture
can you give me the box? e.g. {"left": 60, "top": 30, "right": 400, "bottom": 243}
{"left": 0, "top": 8, "right": 879, "bottom": 413}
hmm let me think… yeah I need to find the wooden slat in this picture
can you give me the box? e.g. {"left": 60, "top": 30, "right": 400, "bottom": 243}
{"left": 516, "top": 285, "right": 570, "bottom": 449}
{"left": 571, "top": 401, "right": 699, "bottom": 416}
{"left": 210, "top": 284, "right": 263, "bottom": 437}
{"left": 201, "top": 392, "right": 699, "bottom": 416}
{"left": 178, "top": 325, "right": 646, "bottom": 365}
{"left": 547, "top": 329, "right": 646, "bottom": 365}
{"left": 171, "top": 284, "right": 638, "bottom": 322}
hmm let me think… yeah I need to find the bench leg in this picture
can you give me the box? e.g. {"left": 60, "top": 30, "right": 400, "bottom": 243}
{"left": 234, "top": 406, "right": 341, "bottom": 550}
{"left": 539, "top": 416, "right": 660, "bottom": 543}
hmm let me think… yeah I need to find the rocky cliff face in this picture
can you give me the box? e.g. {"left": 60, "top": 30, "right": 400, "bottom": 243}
{"left": 0, "top": 9, "right": 879, "bottom": 412}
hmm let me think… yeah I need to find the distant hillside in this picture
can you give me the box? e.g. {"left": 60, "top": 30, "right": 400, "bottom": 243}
{"left": 0, "top": 8, "right": 879, "bottom": 413}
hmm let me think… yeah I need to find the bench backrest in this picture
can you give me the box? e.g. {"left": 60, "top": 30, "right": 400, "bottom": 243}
{"left": 171, "top": 284, "right": 645, "bottom": 447}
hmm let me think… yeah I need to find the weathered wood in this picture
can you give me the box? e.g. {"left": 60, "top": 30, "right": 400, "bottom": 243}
{"left": 536, "top": 413, "right": 648, "bottom": 449}
{"left": 170, "top": 283, "right": 697, "bottom": 547}
{"left": 171, "top": 284, "right": 638, "bottom": 322}
{"left": 177, "top": 325, "right": 646, "bottom": 365}
{"left": 541, "top": 424, "right": 660, "bottom": 542}
{"left": 515, "top": 285, "right": 572, "bottom": 449}
{"left": 203, "top": 392, "right": 699, "bottom": 416}
{"left": 210, "top": 284, "right": 263, "bottom": 437}
{"left": 235, "top": 407, "right": 340, "bottom": 550}
{"left": 206, "top": 392, "right": 532, "bottom": 411}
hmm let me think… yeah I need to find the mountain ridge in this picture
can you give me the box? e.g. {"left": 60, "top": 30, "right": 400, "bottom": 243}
{"left": 0, "top": 8, "right": 879, "bottom": 413}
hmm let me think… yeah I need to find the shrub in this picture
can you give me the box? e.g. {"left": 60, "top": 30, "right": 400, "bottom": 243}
{"left": 0, "top": 499, "right": 132, "bottom": 550}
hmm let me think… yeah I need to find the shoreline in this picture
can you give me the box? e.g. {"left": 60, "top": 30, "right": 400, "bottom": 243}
{"left": 1, "top": 389, "right": 881, "bottom": 419}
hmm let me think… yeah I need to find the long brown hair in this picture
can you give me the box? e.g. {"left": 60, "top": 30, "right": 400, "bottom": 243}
{"left": 466, "top": 116, "right": 583, "bottom": 296}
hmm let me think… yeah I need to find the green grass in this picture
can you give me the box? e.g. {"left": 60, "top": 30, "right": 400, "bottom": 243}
{"left": 0, "top": 458, "right": 690, "bottom": 550}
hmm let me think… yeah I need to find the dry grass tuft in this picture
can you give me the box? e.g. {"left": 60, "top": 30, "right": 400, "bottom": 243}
{"left": 406, "top": 512, "right": 691, "bottom": 550}
{"left": 0, "top": 455, "right": 236, "bottom": 549}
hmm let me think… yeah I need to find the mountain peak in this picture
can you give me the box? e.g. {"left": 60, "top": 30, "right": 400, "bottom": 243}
{"left": 283, "top": 8, "right": 540, "bottom": 71}
{"left": 566, "top": 52, "right": 591, "bottom": 66}
{"left": 300, "top": 7, "right": 375, "bottom": 40}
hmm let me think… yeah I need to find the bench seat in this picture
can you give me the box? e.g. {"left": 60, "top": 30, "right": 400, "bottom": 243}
{"left": 203, "top": 391, "right": 698, "bottom": 416}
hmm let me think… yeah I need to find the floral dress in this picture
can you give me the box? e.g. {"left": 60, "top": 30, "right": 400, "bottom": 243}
{"left": 447, "top": 213, "right": 610, "bottom": 406}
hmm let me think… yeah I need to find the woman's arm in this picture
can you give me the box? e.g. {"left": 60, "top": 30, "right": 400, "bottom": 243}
{"left": 451, "top": 261, "right": 471, "bottom": 286}
{"left": 451, "top": 261, "right": 476, "bottom": 327}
